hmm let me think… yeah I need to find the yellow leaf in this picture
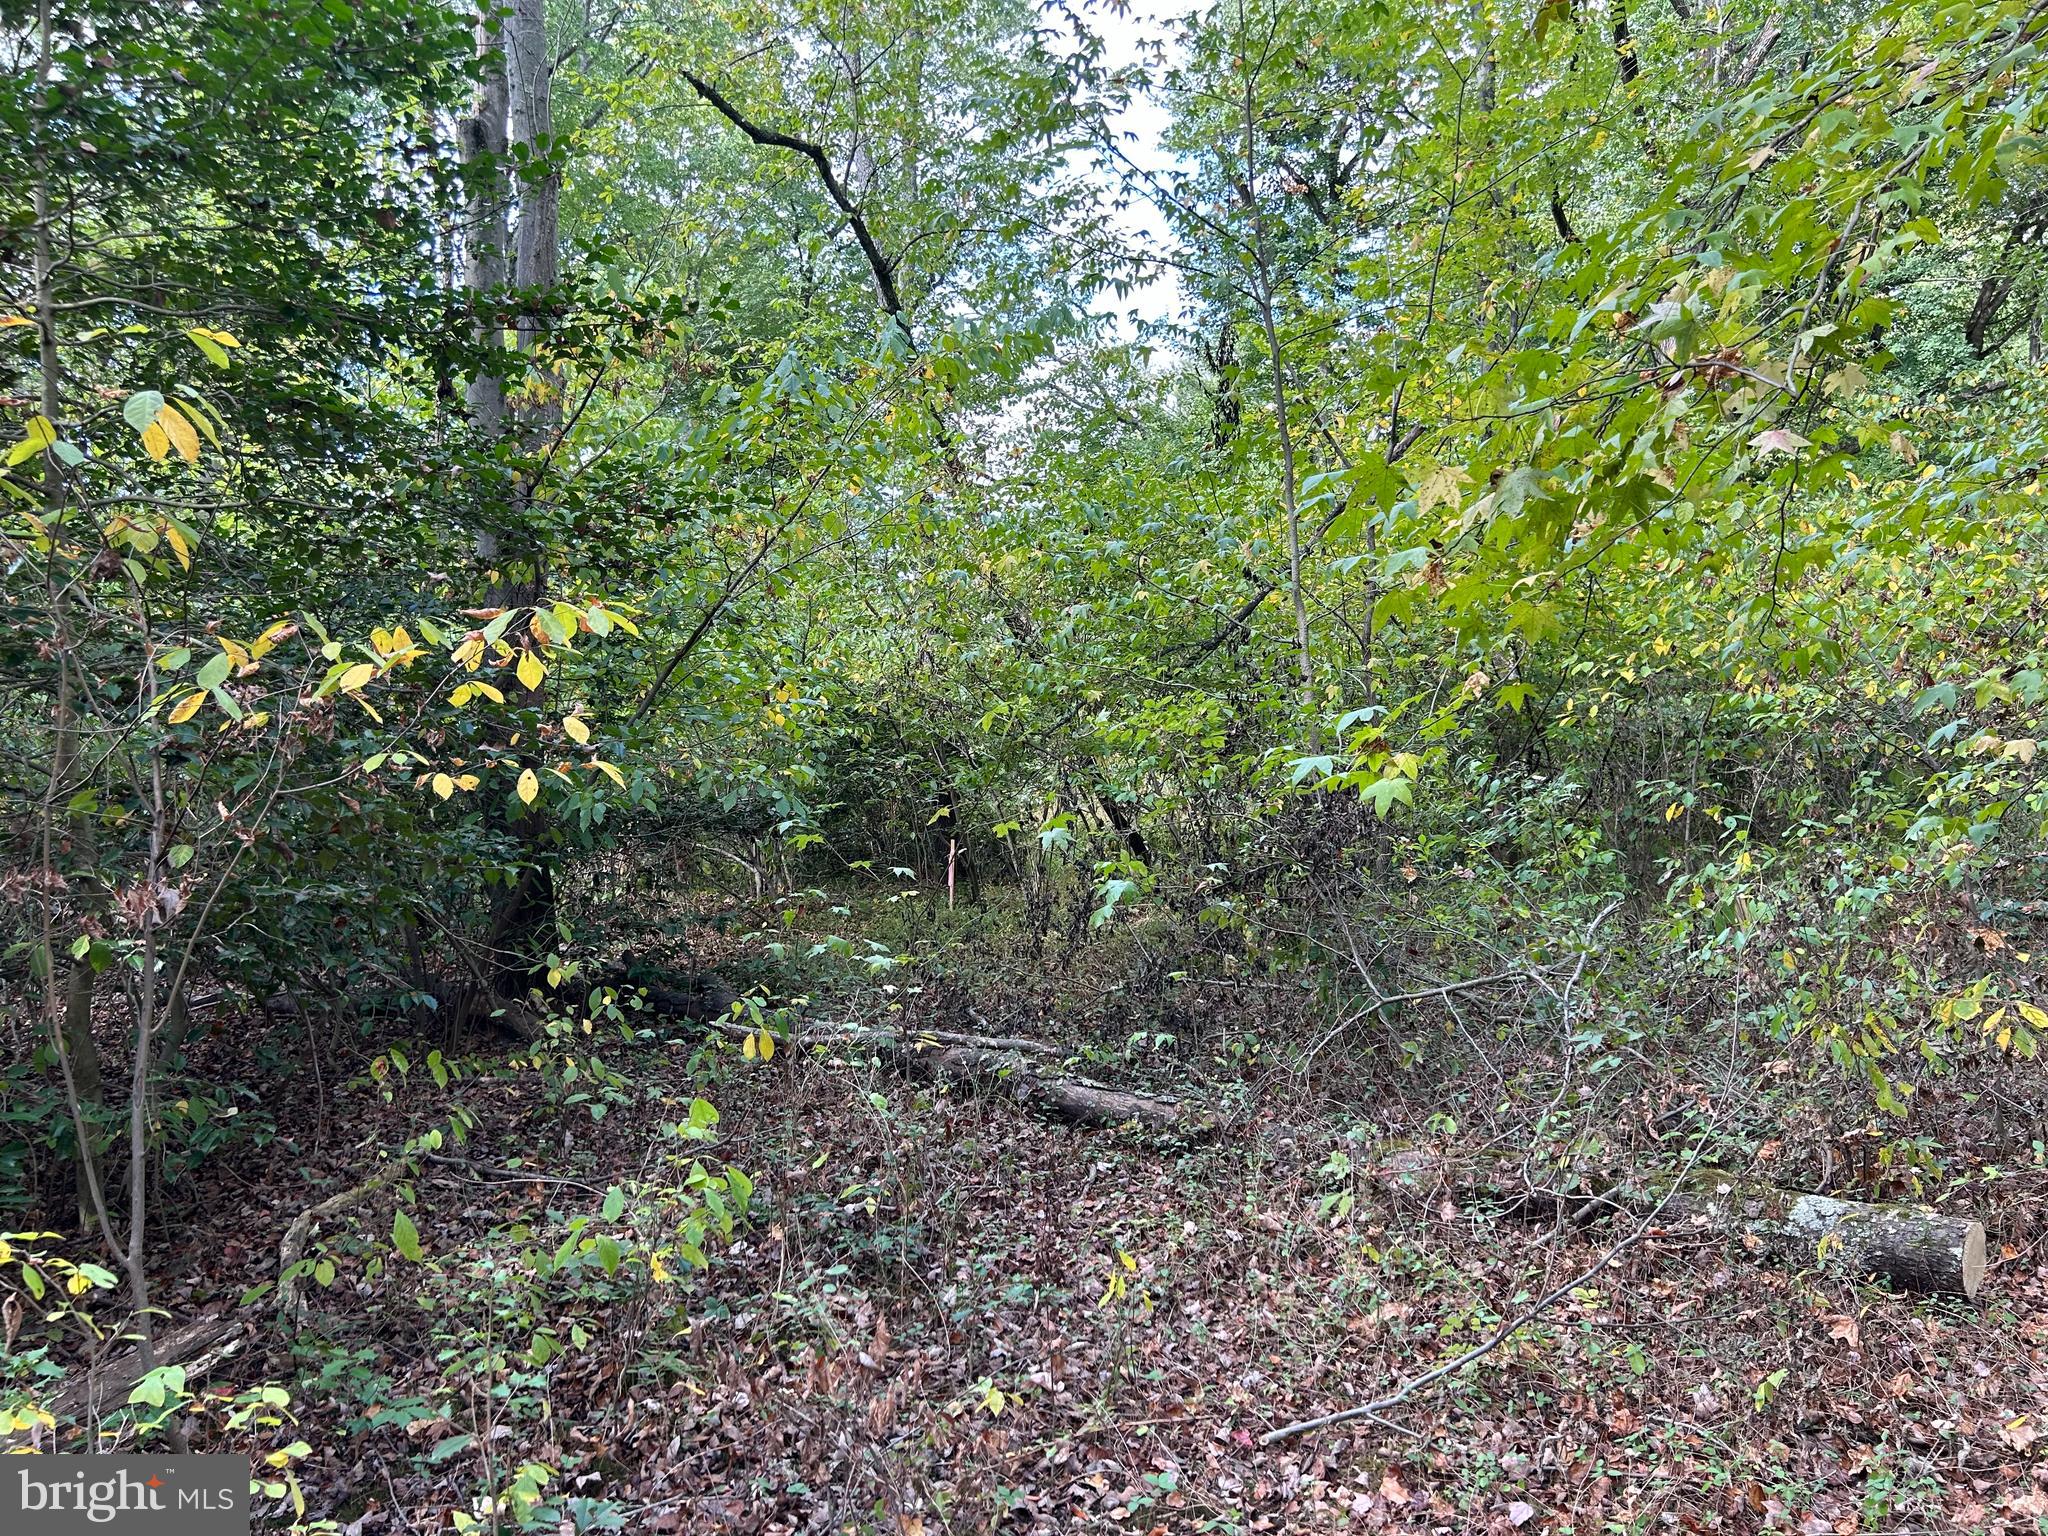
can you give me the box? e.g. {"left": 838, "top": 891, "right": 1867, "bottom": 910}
{"left": 221, "top": 636, "right": 251, "bottom": 670}
{"left": 156, "top": 403, "right": 200, "bottom": 463}
{"left": 455, "top": 774, "right": 480, "bottom": 791}
{"left": 757, "top": 1028, "right": 775, "bottom": 1062}
{"left": 432, "top": 773, "right": 454, "bottom": 799}
{"left": 168, "top": 690, "right": 207, "bottom": 724}
{"left": 1414, "top": 462, "right": 1468, "bottom": 519}
{"left": 474, "top": 682, "right": 505, "bottom": 704}
{"left": 141, "top": 421, "right": 169, "bottom": 461}
{"left": 517, "top": 650, "right": 545, "bottom": 691}
{"left": 590, "top": 759, "right": 625, "bottom": 788}
{"left": 563, "top": 715, "right": 590, "bottom": 744}
{"left": 163, "top": 521, "right": 192, "bottom": 570}
{"left": 451, "top": 636, "right": 484, "bottom": 671}
{"left": 743, "top": 1031, "right": 757, "bottom": 1060}
{"left": 337, "top": 662, "right": 376, "bottom": 693}
{"left": 516, "top": 768, "right": 539, "bottom": 805}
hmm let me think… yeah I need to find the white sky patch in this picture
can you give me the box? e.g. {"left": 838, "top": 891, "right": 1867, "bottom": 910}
{"left": 1066, "top": 1, "right": 1188, "bottom": 332}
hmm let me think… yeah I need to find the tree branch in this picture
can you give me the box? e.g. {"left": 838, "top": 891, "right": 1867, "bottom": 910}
{"left": 680, "top": 69, "right": 908, "bottom": 327}
{"left": 1175, "top": 420, "right": 1427, "bottom": 665}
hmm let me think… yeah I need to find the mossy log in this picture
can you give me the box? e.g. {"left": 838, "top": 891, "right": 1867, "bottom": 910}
{"left": 1372, "top": 1149, "right": 1986, "bottom": 1298}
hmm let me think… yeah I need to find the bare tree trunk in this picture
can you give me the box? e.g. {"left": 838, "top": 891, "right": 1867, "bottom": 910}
{"left": 508, "top": 0, "right": 558, "bottom": 416}
{"left": 459, "top": 1, "right": 511, "bottom": 458}
{"left": 485, "top": 0, "right": 561, "bottom": 991}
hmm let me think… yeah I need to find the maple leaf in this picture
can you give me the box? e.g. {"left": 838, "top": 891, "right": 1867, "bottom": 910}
{"left": 1823, "top": 361, "right": 1869, "bottom": 397}
{"left": 1414, "top": 462, "right": 1469, "bottom": 520}
{"left": 1749, "top": 427, "right": 1811, "bottom": 456}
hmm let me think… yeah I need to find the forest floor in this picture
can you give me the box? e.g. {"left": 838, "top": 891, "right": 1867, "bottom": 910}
{"left": 121, "top": 906, "right": 2048, "bottom": 1534}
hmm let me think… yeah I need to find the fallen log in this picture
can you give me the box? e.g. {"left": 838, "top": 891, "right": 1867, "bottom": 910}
{"left": 277, "top": 1161, "right": 407, "bottom": 1316}
{"left": 1655, "top": 1167, "right": 1986, "bottom": 1300}
{"left": 804, "top": 1018, "right": 1065, "bottom": 1058}
{"left": 3, "top": 1315, "right": 242, "bottom": 1446}
{"left": 601, "top": 968, "right": 737, "bottom": 1026}
{"left": 875, "top": 1039, "right": 1194, "bottom": 1132}
{"left": 1371, "top": 1150, "right": 1986, "bottom": 1298}
{"left": 643, "top": 992, "right": 1187, "bottom": 1132}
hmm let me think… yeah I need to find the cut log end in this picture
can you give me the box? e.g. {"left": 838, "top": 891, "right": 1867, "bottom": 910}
{"left": 1372, "top": 1150, "right": 1990, "bottom": 1299}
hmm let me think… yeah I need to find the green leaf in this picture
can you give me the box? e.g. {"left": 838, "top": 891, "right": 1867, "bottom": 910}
{"left": 601, "top": 1185, "right": 625, "bottom": 1222}
{"left": 123, "top": 390, "right": 166, "bottom": 432}
{"left": 128, "top": 1364, "right": 186, "bottom": 1408}
{"left": 392, "top": 1207, "right": 422, "bottom": 1262}
{"left": 187, "top": 329, "right": 231, "bottom": 368}
{"left": 196, "top": 651, "right": 232, "bottom": 690}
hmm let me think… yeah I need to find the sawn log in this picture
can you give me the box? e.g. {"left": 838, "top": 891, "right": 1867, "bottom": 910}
{"left": 1375, "top": 1150, "right": 1986, "bottom": 1298}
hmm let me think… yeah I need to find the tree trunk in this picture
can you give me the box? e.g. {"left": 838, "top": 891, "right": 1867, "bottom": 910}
{"left": 458, "top": 1, "right": 510, "bottom": 447}
{"left": 59, "top": 961, "right": 104, "bottom": 1232}
{"left": 508, "top": 0, "right": 558, "bottom": 410}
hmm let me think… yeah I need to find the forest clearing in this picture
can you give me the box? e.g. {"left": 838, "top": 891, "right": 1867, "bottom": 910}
{"left": 6, "top": 0, "right": 2048, "bottom": 1529}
